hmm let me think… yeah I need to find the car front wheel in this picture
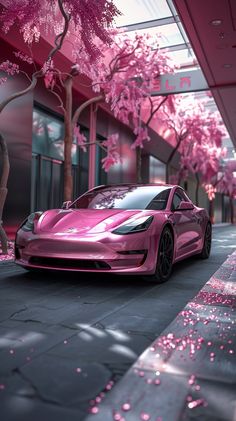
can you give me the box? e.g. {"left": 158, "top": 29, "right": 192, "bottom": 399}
{"left": 199, "top": 222, "right": 212, "bottom": 259}
{"left": 147, "top": 226, "right": 174, "bottom": 283}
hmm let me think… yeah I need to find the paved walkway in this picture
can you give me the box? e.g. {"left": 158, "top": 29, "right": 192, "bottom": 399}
{"left": 0, "top": 225, "right": 235, "bottom": 420}
{"left": 85, "top": 250, "right": 236, "bottom": 421}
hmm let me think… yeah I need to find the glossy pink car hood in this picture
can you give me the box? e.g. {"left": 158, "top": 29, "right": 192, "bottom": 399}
{"left": 36, "top": 208, "right": 153, "bottom": 234}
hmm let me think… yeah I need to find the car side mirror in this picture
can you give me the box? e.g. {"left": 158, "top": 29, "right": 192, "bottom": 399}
{"left": 62, "top": 201, "right": 72, "bottom": 209}
{"left": 177, "top": 201, "right": 194, "bottom": 211}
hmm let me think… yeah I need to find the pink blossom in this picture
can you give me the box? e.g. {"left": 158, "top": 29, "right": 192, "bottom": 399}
{"left": 131, "top": 126, "right": 150, "bottom": 149}
{"left": 42, "top": 59, "right": 55, "bottom": 89}
{"left": 102, "top": 133, "right": 119, "bottom": 149}
{"left": 78, "top": 29, "right": 173, "bottom": 138}
{"left": 13, "top": 51, "right": 33, "bottom": 64}
{"left": 217, "top": 162, "right": 236, "bottom": 198}
{"left": 0, "top": 77, "right": 7, "bottom": 85}
{"left": 163, "top": 95, "right": 226, "bottom": 188}
{"left": 102, "top": 133, "right": 121, "bottom": 172}
{"left": 204, "top": 184, "right": 217, "bottom": 201}
{"left": 42, "top": 59, "right": 54, "bottom": 75}
{"left": 44, "top": 71, "right": 55, "bottom": 89}
{"left": 74, "top": 126, "right": 87, "bottom": 152}
{"left": 0, "top": 0, "right": 120, "bottom": 60}
{"left": 0, "top": 60, "right": 19, "bottom": 76}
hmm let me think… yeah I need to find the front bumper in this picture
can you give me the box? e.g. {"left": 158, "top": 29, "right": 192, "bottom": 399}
{"left": 15, "top": 230, "right": 158, "bottom": 275}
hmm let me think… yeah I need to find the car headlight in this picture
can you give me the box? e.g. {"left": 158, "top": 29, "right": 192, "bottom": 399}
{"left": 112, "top": 215, "right": 153, "bottom": 235}
{"left": 20, "top": 212, "right": 43, "bottom": 232}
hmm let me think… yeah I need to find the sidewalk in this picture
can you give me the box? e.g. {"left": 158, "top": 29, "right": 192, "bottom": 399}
{"left": 85, "top": 250, "right": 236, "bottom": 421}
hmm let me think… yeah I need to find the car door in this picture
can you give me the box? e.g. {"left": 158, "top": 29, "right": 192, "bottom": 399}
{"left": 170, "top": 189, "right": 202, "bottom": 259}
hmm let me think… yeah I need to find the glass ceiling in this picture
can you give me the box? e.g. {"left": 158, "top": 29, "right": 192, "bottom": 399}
{"left": 114, "top": 0, "right": 173, "bottom": 26}
{"left": 113, "top": 0, "right": 233, "bottom": 162}
{"left": 113, "top": 0, "right": 196, "bottom": 68}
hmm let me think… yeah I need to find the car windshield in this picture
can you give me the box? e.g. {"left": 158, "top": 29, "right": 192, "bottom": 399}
{"left": 71, "top": 186, "right": 171, "bottom": 210}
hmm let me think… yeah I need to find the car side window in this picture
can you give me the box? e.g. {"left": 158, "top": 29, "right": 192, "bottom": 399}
{"left": 171, "top": 189, "right": 190, "bottom": 211}
{"left": 146, "top": 188, "right": 171, "bottom": 210}
{"left": 180, "top": 190, "right": 191, "bottom": 203}
{"left": 172, "top": 193, "right": 182, "bottom": 211}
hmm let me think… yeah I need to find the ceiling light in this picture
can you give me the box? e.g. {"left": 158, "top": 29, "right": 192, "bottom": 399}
{"left": 210, "top": 19, "right": 222, "bottom": 26}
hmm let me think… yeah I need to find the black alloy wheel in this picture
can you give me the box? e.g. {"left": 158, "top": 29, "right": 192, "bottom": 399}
{"left": 148, "top": 226, "right": 174, "bottom": 283}
{"left": 199, "top": 222, "right": 212, "bottom": 259}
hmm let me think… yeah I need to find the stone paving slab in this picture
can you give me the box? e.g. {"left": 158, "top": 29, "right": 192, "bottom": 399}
{"left": 85, "top": 251, "right": 236, "bottom": 421}
{"left": 0, "top": 323, "right": 75, "bottom": 376}
{"left": 0, "top": 393, "right": 85, "bottom": 421}
{"left": 20, "top": 354, "right": 111, "bottom": 407}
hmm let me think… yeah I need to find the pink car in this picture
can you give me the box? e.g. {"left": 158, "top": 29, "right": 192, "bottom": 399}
{"left": 15, "top": 184, "right": 211, "bottom": 282}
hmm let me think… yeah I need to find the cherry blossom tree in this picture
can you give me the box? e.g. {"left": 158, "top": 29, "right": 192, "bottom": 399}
{"left": 44, "top": 29, "right": 173, "bottom": 200}
{"left": 159, "top": 95, "right": 225, "bottom": 201}
{"left": 158, "top": 95, "right": 222, "bottom": 185}
{"left": 203, "top": 162, "right": 236, "bottom": 224}
{"left": 204, "top": 180, "right": 221, "bottom": 224}
{"left": 182, "top": 139, "right": 225, "bottom": 205}
{"left": 0, "top": 0, "right": 120, "bottom": 254}
{"left": 215, "top": 163, "right": 236, "bottom": 224}
{"left": 171, "top": 111, "right": 225, "bottom": 206}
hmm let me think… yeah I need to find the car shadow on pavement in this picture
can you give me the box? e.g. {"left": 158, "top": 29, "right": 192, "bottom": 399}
{"left": 11, "top": 265, "right": 155, "bottom": 290}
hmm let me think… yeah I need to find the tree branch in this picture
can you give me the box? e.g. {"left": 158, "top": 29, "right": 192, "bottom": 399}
{"left": 49, "top": 88, "right": 65, "bottom": 112}
{"left": 47, "top": 0, "right": 70, "bottom": 61}
{"left": 72, "top": 94, "right": 104, "bottom": 127}
{"left": 145, "top": 96, "right": 168, "bottom": 126}
{"left": 86, "top": 141, "right": 107, "bottom": 152}
{"left": 0, "top": 72, "right": 39, "bottom": 113}
{"left": 0, "top": 0, "right": 70, "bottom": 114}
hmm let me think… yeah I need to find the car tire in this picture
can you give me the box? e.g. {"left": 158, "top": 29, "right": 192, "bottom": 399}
{"left": 199, "top": 222, "right": 212, "bottom": 259}
{"left": 24, "top": 267, "right": 44, "bottom": 274}
{"left": 24, "top": 267, "right": 41, "bottom": 273}
{"left": 146, "top": 226, "right": 174, "bottom": 283}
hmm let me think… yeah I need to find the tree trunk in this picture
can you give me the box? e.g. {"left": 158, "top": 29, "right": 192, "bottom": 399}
{"left": 177, "top": 174, "right": 182, "bottom": 185}
{"left": 88, "top": 103, "right": 98, "bottom": 190}
{"left": 136, "top": 147, "right": 142, "bottom": 183}
{"left": 230, "top": 197, "right": 234, "bottom": 224}
{"left": 63, "top": 77, "right": 73, "bottom": 201}
{"left": 70, "top": 94, "right": 104, "bottom": 194}
{"left": 209, "top": 199, "right": 214, "bottom": 224}
{"left": 195, "top": 172, "right": 200, "bottom": 206}
{"left": 166, "top": 135, "right": 183, "bottom": 184}
{"left": 166, "top": 163, "right": 170, "bottom": 184}
{"left": 0, "top": 134, "right": 10, "bottom": 254}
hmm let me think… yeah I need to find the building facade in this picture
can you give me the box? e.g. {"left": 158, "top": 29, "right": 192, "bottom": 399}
{"left": 0, "top": 34, "right": 232, "bottom": 238}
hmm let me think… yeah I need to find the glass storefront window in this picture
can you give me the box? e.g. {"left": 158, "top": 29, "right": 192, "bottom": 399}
{"left": 32, "top": 108, "right": 79, "bottom": 165}
{"left": 149, "top": 155, "right": 166, "bottom": 183}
